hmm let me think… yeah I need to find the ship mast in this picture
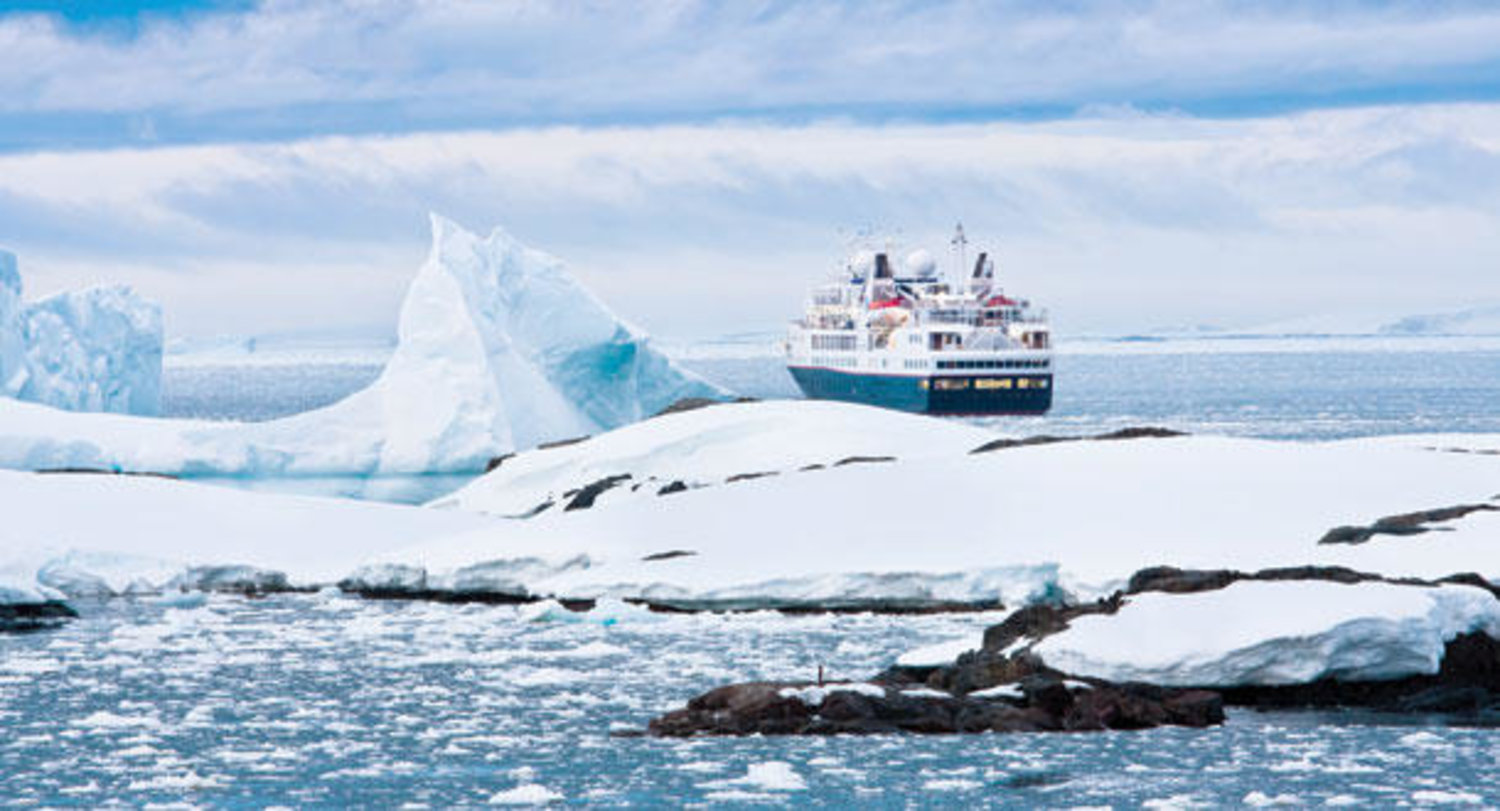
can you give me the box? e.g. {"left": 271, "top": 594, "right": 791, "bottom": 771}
{"left": 950, "top": 223, "right": 967, "bottom": 292}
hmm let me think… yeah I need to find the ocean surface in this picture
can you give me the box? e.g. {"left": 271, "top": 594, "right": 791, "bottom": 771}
{"left": 4, "top": 595, "right": 1498, "bottom": 808}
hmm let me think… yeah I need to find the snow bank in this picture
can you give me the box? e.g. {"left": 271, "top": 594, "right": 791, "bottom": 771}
{"left": 0, "top": 470, "right": 500, "bottom": 601}
{"left": 1033, "top": 581, "right": 1500, "bottom": 686}
{"left": 0, "top": 217, "right": 716, "bottom": 475}
{"left": 2, "top": 399, "right": 1497, "bottom": 619}
{"left": 374, "top": 430, "right": 1500, "bottom": 608}
{"left": 433, "top": 399, "right": 1000, "bottom": 515}
{"left": 0, "top": 249, "right": 162, "bottom": 415}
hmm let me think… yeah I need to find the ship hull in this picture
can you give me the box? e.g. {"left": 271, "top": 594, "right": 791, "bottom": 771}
{"left": 787, "top": 366, "right": 1052, "bottom": 416}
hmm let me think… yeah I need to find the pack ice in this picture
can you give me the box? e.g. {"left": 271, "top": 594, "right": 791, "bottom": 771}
{"left": 0, "top": 249, "right": 162, "bottom": 415}
{"left": 0, "top": 216, "right": 718, "bottom": 475}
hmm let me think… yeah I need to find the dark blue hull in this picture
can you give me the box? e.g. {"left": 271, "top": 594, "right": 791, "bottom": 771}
{"left": 787, "top": 366, "right": 1052, "bottom": 415}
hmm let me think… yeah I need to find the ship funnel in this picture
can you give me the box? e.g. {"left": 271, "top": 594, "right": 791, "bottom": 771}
{"left": 874, "top": 253, "right": 893, "bottom": 279}
{"left": 972, "top": 251, "right": 989, "bottom": 278}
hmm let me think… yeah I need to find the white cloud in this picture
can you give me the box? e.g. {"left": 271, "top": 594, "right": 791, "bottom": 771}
{"left": 2, "top": 1, "right": 1500, "bottom": 132}
{"left": 0, "top": 104, "right": 1498, "bottom": 339}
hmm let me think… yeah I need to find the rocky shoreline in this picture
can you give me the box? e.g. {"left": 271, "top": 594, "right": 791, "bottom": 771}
{"left": 0, "top": 600, "right": 77, "bottom": 634}
{"left": 645, "top": 565, "right": 1500, "bottom": 736}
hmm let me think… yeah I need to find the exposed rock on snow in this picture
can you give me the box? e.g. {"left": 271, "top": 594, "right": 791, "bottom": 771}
{"left": 1318, "top": 503, "right": 1499, "bottom": 545}
{"left": 0, "top": 249, "right": 162, "bottom": 415}
{"left": 968, "top": 425, "right": 1185, "bottom": 454}
{"left": 0, "top": 217, "right": 717, "bottom": 475}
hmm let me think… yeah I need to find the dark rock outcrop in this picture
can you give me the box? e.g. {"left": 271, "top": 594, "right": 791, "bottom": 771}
{"left": 1126, "top": 564, "right": 1500, "bottom": 600}
{"left": 641, "top": 550, "right": 697, "bottom": 562}
{"left": 832, "top": 455, "right": 897, "bottom": 467}
{"left": 647, "top": 676, "right": 1223, "bottom": 737}
{"left": 35, "top": 467, "right": 178, "bottom": 480}
{"left": 537, "top": 435, "right": 591, "bottom": 451}
{"left": 725, "top": 471, "right": 778, "bottom": 483}
{"left": 970, "top": 426, "right": 1185, "bottom": 455}
{"left": 563, "top": 474, "right": 632, "bottom": 511}
{"left": 1319, "top": 502, "right": 1499, "bottom": 545}
{"left": 0, "top": 600, "right": 78, "bottom": 633}
{"left": 651, "top": 396, "right": 757, "bottom": 419}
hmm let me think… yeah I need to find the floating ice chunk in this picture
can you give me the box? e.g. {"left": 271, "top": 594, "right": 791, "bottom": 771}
{"left": 488, "top": 784, "right": 564, "bottom": 805}
{"left": 1409, "top": 790, "right": 1483, "bottom": 806}
{"left": 1244, "top": 792, "right": 1302, "bottom": 807}
{"left": 702, "top": 761, "right": 807, "bottom": 792}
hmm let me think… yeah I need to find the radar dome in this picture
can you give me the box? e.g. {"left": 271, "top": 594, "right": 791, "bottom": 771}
{"left": 903, "top": 249, "right": 937, "bottom": 278}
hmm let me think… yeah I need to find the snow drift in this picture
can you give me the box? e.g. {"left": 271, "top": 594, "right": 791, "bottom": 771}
{"left": 0, "top": 217, "right": 718, "bottom": 475}
{"left": 1032, "top": 581, "right": 1500, "bottom": 687}
{"left": 370, "top": 407, "right": 1500, "bottom": 609}
{"left": 0, "top": 469, "right": 500, "bottom": 600}
{"left": 0, "top": 249, "right": 162, "bottom": 414}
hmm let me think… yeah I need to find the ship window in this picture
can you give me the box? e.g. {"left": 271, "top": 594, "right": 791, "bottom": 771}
{"left": 975, "top": 378, "right": 1012, "bottom": 390}
{"left": 1038, "top": 378, "right": 1050, "bottom": 388}
{"left": 933, "top": 378, "right": 970, "bottom": 391}
{"left": 1017, "top": 378, "right": 1030, "bottom": 389}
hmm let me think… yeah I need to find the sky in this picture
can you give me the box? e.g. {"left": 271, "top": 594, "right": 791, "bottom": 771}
{"left": 1, "top": 0, "right": 1499, "bottom": 341}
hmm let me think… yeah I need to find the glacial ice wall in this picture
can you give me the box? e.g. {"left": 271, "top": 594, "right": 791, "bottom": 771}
{"left": 0, "top": 249, "right": 163, "bottom": 415}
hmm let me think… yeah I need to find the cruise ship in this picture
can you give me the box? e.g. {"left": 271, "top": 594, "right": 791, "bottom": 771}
{"left": 786, "top": 226, "right": 1052, "bottom": 415}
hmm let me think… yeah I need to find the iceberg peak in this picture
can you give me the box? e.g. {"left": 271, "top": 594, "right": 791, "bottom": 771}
{"left": 361, "top": 214, "right": 720, "bottom": 469}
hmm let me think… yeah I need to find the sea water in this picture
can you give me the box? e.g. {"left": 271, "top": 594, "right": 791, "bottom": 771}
{"left": 35, "top": 337, "right": 1485, "bottom": 806}
{"left": 3, "top": 595, "right": 1497, "bottom": 807}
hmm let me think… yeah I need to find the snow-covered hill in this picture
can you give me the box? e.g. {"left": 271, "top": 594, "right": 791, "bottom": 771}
{"left": 0, "top": 400, "right": 1496, "bottom": 627}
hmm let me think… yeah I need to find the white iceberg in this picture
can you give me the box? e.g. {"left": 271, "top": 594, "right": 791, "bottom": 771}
{"left": 1032, "top": 580, "right": 1500, "bottom": 686}
{"left": 0, "top": 216, "right": 718, "bottom": 475}
{"left": 0, "top": 249, "right": 162, "bottom": 415}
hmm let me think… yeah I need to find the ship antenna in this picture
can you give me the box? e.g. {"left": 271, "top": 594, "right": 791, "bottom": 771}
{"left": 950, "top": 222, "right": 967, "bottom": 285}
